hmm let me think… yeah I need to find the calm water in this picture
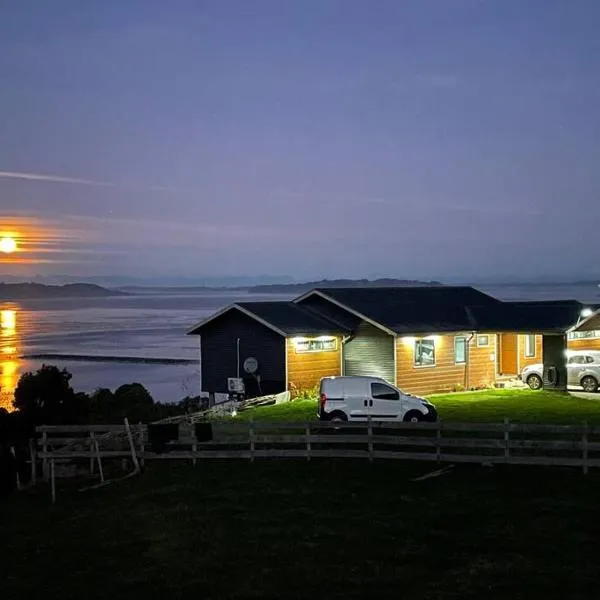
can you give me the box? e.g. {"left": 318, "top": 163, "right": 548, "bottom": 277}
{"left": 1, "top": 283, "right": 598, "bottom": 410}
{"left": 0, "top": 291, "right": 290, "bottom": 410}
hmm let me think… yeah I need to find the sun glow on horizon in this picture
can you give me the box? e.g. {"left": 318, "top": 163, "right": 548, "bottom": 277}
{"left": 0, "top": 236, "right": 17, "bottom": 254}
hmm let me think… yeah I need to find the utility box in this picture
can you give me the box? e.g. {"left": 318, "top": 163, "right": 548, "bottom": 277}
{"left": 542, "top": 335, "right": 567, "bottom": 391}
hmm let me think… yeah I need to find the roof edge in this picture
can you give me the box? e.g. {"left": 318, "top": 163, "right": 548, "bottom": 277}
{"left": 186, "top": 303, "right": 287, "bottom": 337}
{"left": 293, "top": 289, "right": 396, "bottom": 336}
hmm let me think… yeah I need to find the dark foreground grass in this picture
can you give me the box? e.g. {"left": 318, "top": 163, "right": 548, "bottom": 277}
{"left": 3, "top": 461, "right": 600, "bottom": 599}
{"left": 233, "top": 390, "right": 600, "bottom": 425}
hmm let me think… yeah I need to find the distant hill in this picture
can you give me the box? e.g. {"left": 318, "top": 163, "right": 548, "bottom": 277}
{"left": 250, "top": 278, "right": 443, "bottom": 294}
{"left": 0, "top": 282, "right": 127, "bottom": 299}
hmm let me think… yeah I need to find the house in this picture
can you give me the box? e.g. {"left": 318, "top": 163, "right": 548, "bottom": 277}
{"left": 188, "top": 286, "right": 595, "bottom": 398}
{"left": 569, "top": 307, "right": 600, "bottom": 348}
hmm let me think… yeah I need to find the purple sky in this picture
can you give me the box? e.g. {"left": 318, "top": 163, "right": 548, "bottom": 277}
{"left": 1, "top": 0, "right": 600, "bottom": 282}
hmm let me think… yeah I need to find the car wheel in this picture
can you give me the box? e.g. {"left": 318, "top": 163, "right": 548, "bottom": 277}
{"left": 403, "top": 410, "right": 424, "bottom": 423}
{"left": 526, "top": 374, "right": 543, "bottom": 391}
{"left": 581, "top": 376, "right": 599, "bottom": 393}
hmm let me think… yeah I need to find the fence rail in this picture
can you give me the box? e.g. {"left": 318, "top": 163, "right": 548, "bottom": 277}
{"left": 34, "top": 418, "right": 600, "bottom": 468}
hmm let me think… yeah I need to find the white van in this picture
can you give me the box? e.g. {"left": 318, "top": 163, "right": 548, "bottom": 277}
{"left": 318, "top": 376, "right": 437, "bottom": 423}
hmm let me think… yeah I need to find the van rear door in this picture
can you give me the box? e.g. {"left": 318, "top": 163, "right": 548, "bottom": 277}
{"left": 344, "top": 379, "right": 370, "bottom": 420}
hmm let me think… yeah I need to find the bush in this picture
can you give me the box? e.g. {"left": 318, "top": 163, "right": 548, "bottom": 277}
{"left": 289, "top": 383, "right": 319, "bottom": 401}
{"left": 13, "top": 365, "right": 87, "bottom": 426}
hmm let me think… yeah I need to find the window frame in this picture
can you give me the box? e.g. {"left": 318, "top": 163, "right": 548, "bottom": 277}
{"left": 294, "top": 337, "right": 337, "bottom": 354}
{"left": 370, "top": 382, "right": 400, "bottom": 401}
{"left": 524, "top": 334, "right": 536, "bottom": 358}
{"left": 454, "top": 336, "right": 467, "bottom": 364}
{"left": 476, "top": 335, "right": 490, "bottom": 347}
{"left": 414, "top": 338, "right": 436, "bottom": 368}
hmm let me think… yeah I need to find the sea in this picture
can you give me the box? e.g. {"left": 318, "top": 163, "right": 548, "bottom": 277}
{"left": 1, "top": 283, "right": 599, "bottom": 411}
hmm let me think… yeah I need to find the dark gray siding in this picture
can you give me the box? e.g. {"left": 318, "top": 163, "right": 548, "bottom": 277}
{"left": 297, "top": 294, "right": 362, "bottom": 330}
{"left": 343, "top": 322, "right": 395, "bottom": 384}
{"left": 542, "top": 334, "right": 568, "bottom": 390}
{"left": 200, "top": 310, "right": 286, "bottom": 396}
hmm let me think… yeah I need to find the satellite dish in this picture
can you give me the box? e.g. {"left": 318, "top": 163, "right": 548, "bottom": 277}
{"left": 243, "top": 357, "right": 259, "bottom": 374}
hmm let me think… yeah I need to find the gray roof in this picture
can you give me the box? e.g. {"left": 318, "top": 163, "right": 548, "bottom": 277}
{"left": 312, "top": 286, "right": 497, "bottom": 334}
{"left": 236, "top": 302, "right": 348, "bottom": 335}
{"left": 188, "top": 301, "right": 348, "bottom": 336}
{"left": 310, "top": 287, "right": 590, "bottom": 334}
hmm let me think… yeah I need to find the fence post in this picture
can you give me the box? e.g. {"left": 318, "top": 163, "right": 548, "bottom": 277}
{"left": 368, "top": 416, "right": 373, "bottom": 463}
{"left": 504, "top": 418, "right": 510, "bottom": 463}
{"left": 583, "top": 421, "right": 588, "bottom": 475}
{"left": 436, "top": 421, "right": 442, "bottom": 463}
{"left": 10, "top": 447, "right": 21, "bottom": 491}
{"left": 29, "top": 438, "right": 37, "bottom": 485}
{"left": 94, "top": 437, "right": 105, "bottom": 484}
{"left": 138, "top": 422, "right": 145, "bottom": 469}
{"left": 90, "top": 432, "right": 96, "bottom": 475}
{"left": 249, "top": 418, "right": 255, "bottom": 463}
{"left": 124, "top": 417, "right": 140, "bottom": 472}
{"left": 50, "top": 459, "right": 56, "bottom": 504}
{"left": 42, "top": 430, "right": 48, "bottom": 480}
{"left": 305, "top": 422, "right": 311, "bottom": 461}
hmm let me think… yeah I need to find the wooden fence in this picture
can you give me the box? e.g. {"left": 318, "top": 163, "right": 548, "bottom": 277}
{"left": 34, "top": 418, "right": 600, "bottom": 470}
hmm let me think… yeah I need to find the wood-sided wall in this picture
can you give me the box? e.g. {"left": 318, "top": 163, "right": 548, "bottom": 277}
{"left": 286, "top": 337, "right": 342, "bottom": 392}
{"left": 567, "top": 337, "right": 600, "bottom": 351}
{"left": 396, "top": 333, "right": 498, "bottom": 396}
{"left": 518, "top": 334, "right": 543, "bottom": 371}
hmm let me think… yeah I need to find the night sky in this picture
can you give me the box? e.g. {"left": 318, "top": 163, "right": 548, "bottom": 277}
{"left": 1, "top": 1, "right": 599, "bottom": 282}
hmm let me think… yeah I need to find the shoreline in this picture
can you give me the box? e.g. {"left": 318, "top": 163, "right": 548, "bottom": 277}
{"left": 21, "top": 353, "right": 197, "bottom": 365}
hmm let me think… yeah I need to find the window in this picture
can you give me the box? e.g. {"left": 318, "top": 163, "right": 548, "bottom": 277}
{"left": 295, "top": 337, "right": 337, "bottom": 353}
{"left": 568, "top": 355, "right": 586, "bottom": 365}
{"left": 586, "top": 356, "right": 596, "bottom": 364}
{"left": 454, "top": 336, "right": 467, "bottom": 364}
{"left": 477, "top": 335, "right": 489, "bottom": 347}
{"left": 524, "top": 335, "right": 536, "bottom": 358}
{"left": 569, "top": 331, "right": 600, "bottom": 339}
{"left": 371, "top": 382, "right": 400, "bottom": 401}
{"left": 415, "top": 338, "right": 435, "bottom": 367}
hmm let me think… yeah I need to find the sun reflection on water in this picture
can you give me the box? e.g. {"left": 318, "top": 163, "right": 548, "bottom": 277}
{"left": 1, "top": 308, "right": 19, "bottom": 411}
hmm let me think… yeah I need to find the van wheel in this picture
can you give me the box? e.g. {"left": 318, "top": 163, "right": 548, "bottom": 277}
{"left": 581, "top": 376, "right": 599, "bottom": 393}
{"left": 327, "top": 412, "right": 348, "bottom": 433}
{"left": 328, "top": 412, "right": 348, "bottom": 423}
{"left": 526, "top": 374, "right": 543, "bottom": 391}
{"left": 403, "top": 410, "right": 424, "bottom": 423}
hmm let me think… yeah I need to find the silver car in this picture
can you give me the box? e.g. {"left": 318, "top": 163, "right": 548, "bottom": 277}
{"left": 521, "top": 350, "right": 600, "bottom": 393}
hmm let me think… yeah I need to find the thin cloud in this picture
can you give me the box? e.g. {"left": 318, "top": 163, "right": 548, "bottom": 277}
{"left": 0, "top": 171, "right": 199, "bottom": 195}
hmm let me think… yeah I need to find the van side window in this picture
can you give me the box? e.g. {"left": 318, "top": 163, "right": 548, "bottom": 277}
{"left": 568, "top": 356, "right": 586, "bottom": 365}
{"left": 586, "top": 356, "right": 595, "bottom": 364}
{"left": 371, "top": 383, "right": 400, "bottom": 401}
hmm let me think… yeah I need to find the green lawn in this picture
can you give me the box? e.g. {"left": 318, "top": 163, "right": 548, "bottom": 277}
{"left": 4, "top": 461, "right": 600, "bottom": 599}
{"left": 232, "top": 389, "right": 600, "bottom": 424}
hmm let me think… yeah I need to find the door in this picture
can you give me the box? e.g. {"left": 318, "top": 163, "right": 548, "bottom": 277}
{"left": 368, "top": 381, "right": 402, "bottom": 420}
{"left": 499, "top": 333, "right": 518, "bottom": 375}
{"left": 344, "top": 380, "right": 370, "bottom": 420}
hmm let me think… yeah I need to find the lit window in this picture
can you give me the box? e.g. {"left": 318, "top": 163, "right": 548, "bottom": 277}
{"left": 455, "top": 336, "right": 467, "bottom": 364}
{"left": 477, "top": 335, "right": 489, "bottom": 347}
{"left": 295, "top": 338, "right": 337, "bottom": 353}
{"left": 415, "top": 338, "right": 435, "bottom": 367}
{"left": 569, "top": 330, "right": 600, "bottom": 340}
{"left": 524, "top": 335, "right": 536, "bottom": 358}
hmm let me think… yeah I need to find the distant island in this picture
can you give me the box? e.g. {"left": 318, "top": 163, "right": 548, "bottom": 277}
{"left": 249, "top": 278, "right": 443, "bottom": 294}
{"left": 115, "top": 278, "right": 443, "bottom": 295}
{"left": 0, "top": 282, "right": 127, "bottom": 299}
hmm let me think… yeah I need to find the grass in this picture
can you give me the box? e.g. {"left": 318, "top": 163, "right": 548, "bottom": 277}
{"left": 3, "top": 461, "right": 600, "bottom": 599}
{"left": 232, "top": 389, "right": 600, "bottom": 425}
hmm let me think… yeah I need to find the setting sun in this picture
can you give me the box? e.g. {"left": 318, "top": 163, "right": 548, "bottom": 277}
{"left": 0, "top": 236, "right": 17, "bottom": 253}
